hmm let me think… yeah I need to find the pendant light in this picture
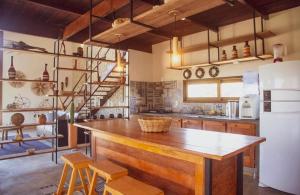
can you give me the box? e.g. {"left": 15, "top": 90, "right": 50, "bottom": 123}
{"left": 169, "top": 10, "right": 182, "bottom": 68}
{"left": 115, "top": 34, "right": 124, "bottom": 72}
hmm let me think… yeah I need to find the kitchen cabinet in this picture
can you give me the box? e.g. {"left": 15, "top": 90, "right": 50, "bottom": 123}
{"left": 182, "top": 119, "right": 202, "bottom": 129}
{"left": 170, "top": 118, "right": 182, "bottom": 128}
{"left": 227, "top": 122, "right": 256, "bottom": 168}
{"left": 202, "top": 120, "right": 226, "bottom": 132}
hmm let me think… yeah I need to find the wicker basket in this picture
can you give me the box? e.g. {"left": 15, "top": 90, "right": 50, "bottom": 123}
{"left": 138, "top": 117, "right": 172, "bottom": 133}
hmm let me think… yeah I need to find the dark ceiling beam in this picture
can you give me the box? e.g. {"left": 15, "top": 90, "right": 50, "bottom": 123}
{"left": 22, "top": 0, "right": 82, "bottom": 16}
{"left": 238, "top": 0, "right": 269, "bottom": 19}
{"left": 139, "top": 0, "right": 164, "bottom": 5}
{"left": 185, "top": 18, "right": 218, "bottom": 32}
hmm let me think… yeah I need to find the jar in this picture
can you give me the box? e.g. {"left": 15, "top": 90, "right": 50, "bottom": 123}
{"left": 243, "top": 41, "right": 251, "bottom": 57}
{"left": 221, "top": 50, "right": 227, "bottom": 61}
{"left": 231, "top": 45, "right": 238, "bottom": 59}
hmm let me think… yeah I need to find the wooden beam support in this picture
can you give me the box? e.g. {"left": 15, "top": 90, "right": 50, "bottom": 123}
{"left": 63, "top": 0, "right": 130, "bottom": 40}
{"left": 139, "top": 0, "right": 164, "bottom": 5}
{"left": 238, "top": 0, "right": 269, "bottom": 19}
{"left": 23, "top": 0, "right": 82, "bottom": 16}
{"left": 185, "top": 18, "right": 218, "bottom": 32}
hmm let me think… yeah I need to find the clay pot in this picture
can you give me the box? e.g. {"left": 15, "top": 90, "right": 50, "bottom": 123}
{"left": 38, "top": 114, "right": 47, "bottom": 125}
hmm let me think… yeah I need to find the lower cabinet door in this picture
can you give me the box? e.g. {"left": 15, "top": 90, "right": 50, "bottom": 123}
{"left": 202, "top": 120, "right": 226, "bottom": 132}
{"left": 182, "top": 119, "right": 202, "bottom": 129}
{"left": 170, "top": 118, "right": 182, "bottom": 128}
{"left": 227, "top": 122, "right": 257, "bottom": 168}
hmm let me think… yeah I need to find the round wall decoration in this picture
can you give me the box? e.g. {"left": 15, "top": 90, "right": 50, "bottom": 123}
{"left": 183, "top": 69, "right": 192, "bottom": 79}
{"left": 209, "top": 66, "right": 220, "bottom": 77}
{"left": 195, "top": 67, "right": 205, "bottom": 79}
{"left": 9, "top": 71, "right": 26, "bottom": 88}
{"left": 11, "top": 113, "right": 25, "bottom": 126}
{"left": 31, "top": 78, "right": 51, "bottom": 96}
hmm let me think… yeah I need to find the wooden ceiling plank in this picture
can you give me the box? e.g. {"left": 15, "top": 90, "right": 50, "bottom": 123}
{"left": 63, "top": 0, "right": 129, "bottom": 40}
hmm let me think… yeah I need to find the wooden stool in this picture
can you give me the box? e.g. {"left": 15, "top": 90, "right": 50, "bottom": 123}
{"left": 56, "top": 152, "right": 93, "bottom": 195}
{"left": 88, "top": 160, "right": 128, "bottom": 195}
{"left": 103, "top": 176, "right": 164, "bottom": 195}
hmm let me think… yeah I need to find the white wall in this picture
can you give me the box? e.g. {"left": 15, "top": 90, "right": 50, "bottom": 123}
{"left": 152, "top": 6, "right": 300, "bottom": 81}
{"left": 128, "top": 49, "right": 153, "bottom": 82}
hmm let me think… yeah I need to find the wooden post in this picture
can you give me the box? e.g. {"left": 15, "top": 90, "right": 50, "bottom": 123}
{"left": 0, "top": 31, "right": 3, "bottom": 125}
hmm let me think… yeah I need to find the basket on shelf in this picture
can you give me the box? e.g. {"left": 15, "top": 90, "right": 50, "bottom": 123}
{"left": 138, "top": 117, "right": 172, "bottom": 133}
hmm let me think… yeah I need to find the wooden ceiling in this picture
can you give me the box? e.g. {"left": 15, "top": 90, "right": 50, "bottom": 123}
{"left": 0, "top": 0, "right": 299, "bottom": 53}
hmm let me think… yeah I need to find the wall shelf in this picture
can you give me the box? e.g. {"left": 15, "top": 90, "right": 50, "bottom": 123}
{"left": 0, "top": 46, "right": 116, "bottom": 63}
{"left": 0, "top": 78, "right": 55, "bottom": 83}
{"left": 168, "top": 54, "right": 273, "bottom": 70}
{"left": 56, "top": 67, "right": 98, "bottom": 72}
{"left": 0, "top": 134, "right": 63, "bottom": 145}
{"left": 0, "top": 107, "right": 56, "bottom": 112}
{"left": 0, "top": 122, "right": 56, "bottom": 130}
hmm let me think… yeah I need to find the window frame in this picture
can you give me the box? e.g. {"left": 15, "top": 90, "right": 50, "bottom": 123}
{"left": 183, "top": 76, "right": 242, "bottom": 103}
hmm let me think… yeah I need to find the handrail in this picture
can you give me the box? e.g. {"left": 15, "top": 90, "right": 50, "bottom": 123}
{"left": 62, "top": 47, "right": 112, "bottom": 110}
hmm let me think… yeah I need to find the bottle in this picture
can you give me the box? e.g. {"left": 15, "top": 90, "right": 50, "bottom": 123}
{"left": 243, "top": 41, "right": 251, "bottom": 57}
{"left": 221, "top": 50, "right": 227, "bottom": 61}
{"left": 231, "top": 45, "right": 238, "bottom": 59}
{"left": 242, "top": 100, "right": 251, "bottom": 118}
{"left": 73, "top": 59, "right": 77, "bottom": 69}
{"left": 42, "top": 63, "right": 49, "bottom": 81}
{"left": 8, "top": 56, "right": 16, "bottom": 79}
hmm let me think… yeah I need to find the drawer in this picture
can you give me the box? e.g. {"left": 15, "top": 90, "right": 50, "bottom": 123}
{"left": 182, "top": 119, "right": 202, "bottom": 130}
{"left": 202, "top": 120, "right": 226, "bottom": 132}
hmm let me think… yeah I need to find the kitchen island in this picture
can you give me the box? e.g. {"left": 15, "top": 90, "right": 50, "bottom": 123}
{"left": 75, "top": 119, "right": 265, "bottom": 195}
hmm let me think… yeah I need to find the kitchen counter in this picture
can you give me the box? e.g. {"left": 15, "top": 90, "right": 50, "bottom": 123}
{"left": 137, "top": 112, "right": 259, "bottom": 124}
{"left": 75, "top": 119, "right": 265, "bottom": 195}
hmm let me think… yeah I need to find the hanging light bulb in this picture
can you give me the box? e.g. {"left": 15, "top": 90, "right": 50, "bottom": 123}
{"left": 172, "top": 36, "right": 181, "bottom": 66}
{"left": 115, "top": 34, "right": 124, "bottom": 72}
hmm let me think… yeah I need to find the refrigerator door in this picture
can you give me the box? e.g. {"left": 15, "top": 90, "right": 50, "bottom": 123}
{"left": 259, "top": 61, "right": 300, "bottom": 90}
{"left": 259, "top": 111, "right": 300, "bottom": 194}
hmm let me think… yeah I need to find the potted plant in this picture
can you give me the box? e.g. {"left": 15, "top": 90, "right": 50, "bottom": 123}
{"left": 68, "top": 99, "right": 77, "bottom": 148}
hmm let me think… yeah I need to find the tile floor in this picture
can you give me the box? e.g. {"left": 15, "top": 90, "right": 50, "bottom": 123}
{"left": 0, "top": 150, "right": 291, "bottom": 195}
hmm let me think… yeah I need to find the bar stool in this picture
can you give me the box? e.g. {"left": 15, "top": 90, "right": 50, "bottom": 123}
{"left": 56, "top": 152, "right": 93, "bottom": 195}
{"left": 117, "top": 113, "right": 123, "bottom": 118}
{"left": 100, "top": 115, "right": 105, "bottom": 119}
{"left": 88, "top": 160, "right": 128, "bottom": 195}
{"left": 109, "top": 114, "right": 115, "bottom": 119}
{"left": 103, "top": 176, "right": 164, "bottom": 195}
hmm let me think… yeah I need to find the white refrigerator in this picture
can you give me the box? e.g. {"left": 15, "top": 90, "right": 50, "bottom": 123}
{"left": 259, "top": 61, "right": 300, "bottom": 195}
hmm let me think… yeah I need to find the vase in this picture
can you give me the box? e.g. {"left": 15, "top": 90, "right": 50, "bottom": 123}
{"left": 68, "top": 123, "right": 78, "bottom": 148}
{"left": 8, "top": 56, "right": 16, "bottom": 79}
{"left": 221, "top": 50, "right": 227, "bottom": 61}
{"left": 231, "top": 45, "right": 238, "bottom": 59}
{"left": 42, "top": 63, "right": 49, "bottom": 81}
{"left": 243, "top": 41, "right": 251, "bottom": 57}
{"left": 38, "top": 114, "right": 47, "bottom": 125}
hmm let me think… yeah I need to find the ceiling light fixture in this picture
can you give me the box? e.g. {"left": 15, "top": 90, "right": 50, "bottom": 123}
{"left": 115, "top": 33, "right": 125, "bottom": 72}
{"left": 168, "top": 10, "right": 182, "bottom": 68}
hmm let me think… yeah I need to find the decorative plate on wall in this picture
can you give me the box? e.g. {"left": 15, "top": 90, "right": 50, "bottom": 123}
{"left": 209, "top": 66, "right": 220, "bottom": 77}
{"left": 9, "top": 71, "right": 26, "bottom": 88}
{"left": 31, "top": 78, "right": 51, "bottom": 96}
{"left": 183, "top": 69, "right": 192, "bottom": 79}
{"left": 195, "top": 67, "right": 205, "bottom": 79}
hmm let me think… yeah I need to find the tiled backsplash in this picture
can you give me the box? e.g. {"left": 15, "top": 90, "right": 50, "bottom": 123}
{"left": 130, "top": 80, "right": 226, "bottom": 114}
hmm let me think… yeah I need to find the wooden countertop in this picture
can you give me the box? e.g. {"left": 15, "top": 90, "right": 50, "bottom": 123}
{"left": 75, "top": 119, "right": 265, "bottom": 161}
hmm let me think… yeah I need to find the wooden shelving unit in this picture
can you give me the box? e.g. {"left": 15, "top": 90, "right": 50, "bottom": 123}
{"left": 0, "top": 78, "right": 55, "bottom": 83}
{"left": 86, "top": 0, "right": 225, "bottom": 45}
{"left": 167, "top": 31, "right": 275, "bottom": 54}
{"left": 169, "top": 54, "right": 273, "bottom": 70}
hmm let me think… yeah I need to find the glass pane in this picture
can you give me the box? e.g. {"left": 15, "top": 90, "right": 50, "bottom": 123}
{"left": 221, "top": 82, "right": 243, "bottom": 97}
{"left": 187, "top": 83, "right": 218, "bottom": 98}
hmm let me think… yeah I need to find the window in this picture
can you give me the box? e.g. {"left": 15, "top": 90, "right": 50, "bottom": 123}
{"left": 183, "top": 77, "right": 243, "bottom": 102}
